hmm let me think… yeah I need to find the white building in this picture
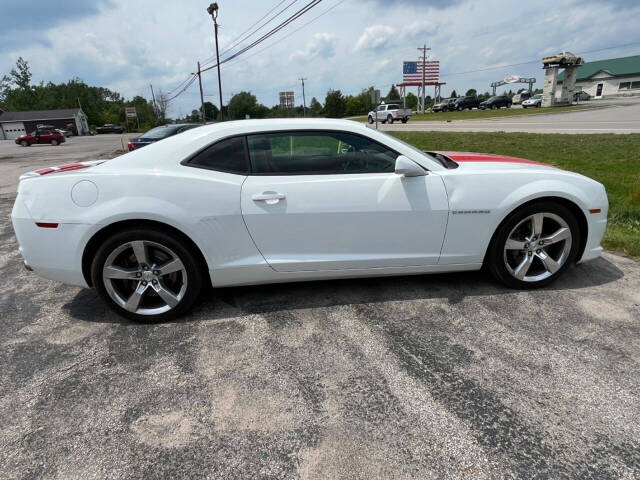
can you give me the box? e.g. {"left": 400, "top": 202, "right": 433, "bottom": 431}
{"left": 0, "top": 108, "right": 89, "bottom": 140}
{"left": 558, "top": 54, "right": 640, "bottom": 99}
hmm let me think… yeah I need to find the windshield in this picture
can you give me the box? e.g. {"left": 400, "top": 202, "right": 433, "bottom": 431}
{"left": 141, "top": 126, "right": 180, "bottom": 139}
{"left": 487, "top": 96, "right": 499, "bottom": 101}
{"left": 532, "top": 94, "right": 542, "bottom": 99}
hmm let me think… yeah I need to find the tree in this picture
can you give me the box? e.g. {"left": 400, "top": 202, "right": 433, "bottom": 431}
{"left": 10, "top": 57, "right": 32, "bottom": 91}
{"left": 308, "top": 97, "right": 323, "bottom": 117}
{"left": 344, "top": 96, "right": 364, "bottom": 116}
{"left": 203, "top": 101, "right": 219, "bottom": 122}
{"left": 154, "top": 90, "right": 169, "bottom": 124}
{"left": 450, "top": 90, "right": 458, "bottom": 98}
{"left": 405, "top": 92, "right": 418, "bottom": 109}
{"left": 385, "top": 84, "right": 400, "bottom": 101}
{"left": 227, "top": 91, "right": 269, "bottom": 120}
{"left": 324, "top": 89, "right": 346, "bottom": 118}
{"left": 465, "top": 88, "right": 477, "bottom": 97}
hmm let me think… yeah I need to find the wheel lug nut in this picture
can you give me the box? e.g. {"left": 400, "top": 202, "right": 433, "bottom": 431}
{"left": 136, "top": 272, "right": 141, "bottom": 277}
{"left": 153, "top": 270, "right": 159, "bottom": 275}
{"left": 152, "top": 279, "right": 157, "bottom": 284}
{"left": 142, "top": 281, "right": 147, "bottom": 286}
{"left": 142, "top": 265, "right": 148, "bottom": 270}
{"left": 536, "top": 249, "right": 541, "bottom": 254}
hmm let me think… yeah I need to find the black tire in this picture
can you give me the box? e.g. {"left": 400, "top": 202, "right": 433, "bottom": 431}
{"left": 486, "top": 201, "right": 581, "bottom": 289}
{"left": 387, "top": 115, "right": 394, "bottom": 124}
{"left": 20, "top": 140, "right": 30, "bottom": 147}
{"left": 367, "top": 116, "right": 374, "bottom": 124}
{"left": 91, "top": 226, "right": 204, "bottom": 322}
{"left": 50, "top": 139, "right": 59, "bottom": 146}
{"left": 457, "top": 106, "right": 463, "bottom": 111}
{"left": 401, "top": 118, "right": 408, "bottom": 124}
{"left": 523, "top": 105, "right": 527, "bottom": 109}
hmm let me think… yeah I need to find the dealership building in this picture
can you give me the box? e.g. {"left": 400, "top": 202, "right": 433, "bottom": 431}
{"left": 558, "top": 54, "right": 640, "bottom": 99}
{"left": 0, "top": 108, "right": 90, "bottom": 140}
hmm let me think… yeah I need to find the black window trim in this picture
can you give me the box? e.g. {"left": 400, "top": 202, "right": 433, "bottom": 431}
{"left": 180, "top": 133, "right": 252, "bottom": 175}
{"left": 180, "top": 128, "right": 423, "bottom": 177}
{"left": 245, "top": 129, "right": 403, "bottom": 176}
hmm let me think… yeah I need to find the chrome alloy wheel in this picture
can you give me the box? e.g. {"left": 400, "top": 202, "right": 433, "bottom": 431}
{"left": 102, "top": 240, "right": 187, "bottom": 315}
{"left": 503, "top": 212, "right": 572, "bottom": 283}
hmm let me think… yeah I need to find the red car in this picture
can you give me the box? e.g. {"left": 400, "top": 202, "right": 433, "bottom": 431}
{"left": 15, "top": 129, "right": 66, "bottom": 147}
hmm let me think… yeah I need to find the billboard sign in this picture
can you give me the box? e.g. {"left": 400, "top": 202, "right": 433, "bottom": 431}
{"left": 125, "top": 107, "right": 137, "bottom": 118}
{"left": 279, "top": 91, "right": 295, "bottom": 109}
{"left": 504, "top": 75, "right": 521, "bottom": 84}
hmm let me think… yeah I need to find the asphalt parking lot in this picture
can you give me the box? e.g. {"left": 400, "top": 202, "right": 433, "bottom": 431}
{"left": 1, "top": 136, "right": 640, "bottom": 478}
{"left": 0, "top": 134, "right": 137, "bottom": 197}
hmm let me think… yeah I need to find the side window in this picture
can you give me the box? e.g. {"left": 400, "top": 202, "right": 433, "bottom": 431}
{"left": 187, "top": 136, "right": 249, "bottom": 175}
{"left": 246, "top": 131, "right": 399, "bottom": 175}
{"left": 376, "top": 105, "right": 386, "bottom": 111}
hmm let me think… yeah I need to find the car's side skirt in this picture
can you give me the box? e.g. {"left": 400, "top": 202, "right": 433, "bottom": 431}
{"left": 210, "top": 262, "right": 483, "bottom": 288}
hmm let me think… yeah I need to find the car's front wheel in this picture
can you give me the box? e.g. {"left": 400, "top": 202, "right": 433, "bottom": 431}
{"left": 91, "top": 227, "right": 203, "bottom": 322}
{"left": 487, "top": 201, "right": 580, "bottom": 289}
{"left": 367, "top": 116, "right": 374, "bottom": 124}
{"left": 20, "top": 140, "right": 29, "bottom": 147}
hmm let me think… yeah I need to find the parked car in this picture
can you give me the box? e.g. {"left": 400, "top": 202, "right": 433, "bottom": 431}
{"left": 127, "top": 124, "right": 201, "bottom": 151}
{"left": 12, "top": 118, "right": 608, "bottom": 321}
{"left": 479, "top": 95, "right": 512, "bottom": 110}
{"left": 14, "top": 129, "right": 66, "bottom": 147}
{"left": 55, "top": 128, "right": 72, "bottom": 137}
{"left": 432, "top": 98, "right": 457, "bottom": 112}
{"left": 512, "top": 91, "right": 532, "bottom": 105}
{"left": 96, "top": 124, "right": 124, "bottom": 134}
{"left": 522, "top": 94, "right": 543, "bottom": 108}
{"left": 452, "top": 96, "right": 480, "bottom": 110}
{"left": 367, "top": 103, "right": 411, "bottom": 124}
{"left": 573, "top": 90, "right": 591, "bottom": 102}
{"left": 542, "top": 51, "right": 583, "bottom": 67}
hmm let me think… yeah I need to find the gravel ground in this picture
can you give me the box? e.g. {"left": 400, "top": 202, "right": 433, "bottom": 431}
{"left": 1, "top": 193, "right": 639, "bottom": 479}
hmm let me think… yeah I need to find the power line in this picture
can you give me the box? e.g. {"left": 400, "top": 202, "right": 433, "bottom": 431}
{"left": 201, "top": 0, "right": 298, "bottom": 67}
{"left": 220, "top": 0, "right": 347, "bottom": 71}
{"left": 201, "top": 0, "right": 324, "bottom": 73}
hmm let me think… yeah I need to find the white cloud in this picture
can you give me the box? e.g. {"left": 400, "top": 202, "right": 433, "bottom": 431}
{"left": 354, "top": 25, "right": 396, "bottom": 51}
{"left": 290, "top": 33, "right": 337, "bottom": 62}
{"left": 406, "top": 20, "right": 438, "bottom": 37}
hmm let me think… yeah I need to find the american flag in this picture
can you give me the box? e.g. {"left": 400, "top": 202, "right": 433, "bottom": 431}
{"left": 403, "top": 61, "right": 440, "bottom": 83}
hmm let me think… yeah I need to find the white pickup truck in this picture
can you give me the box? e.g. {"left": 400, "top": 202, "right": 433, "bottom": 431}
{"left": 367, "top": 103, "right": 412, "bottom": 124}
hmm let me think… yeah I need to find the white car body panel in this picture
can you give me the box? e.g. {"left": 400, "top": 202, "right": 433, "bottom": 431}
{"left": 11, "top": 119, "right": 608, "bottom": 290}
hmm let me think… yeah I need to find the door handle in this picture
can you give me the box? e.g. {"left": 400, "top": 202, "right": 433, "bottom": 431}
{"left": 252, "top": 192, "right": 285, "bottom": 202}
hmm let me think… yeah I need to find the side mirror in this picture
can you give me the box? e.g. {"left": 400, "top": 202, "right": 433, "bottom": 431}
{"left": 395, "top": 155, "right": 426, "bottom": 177}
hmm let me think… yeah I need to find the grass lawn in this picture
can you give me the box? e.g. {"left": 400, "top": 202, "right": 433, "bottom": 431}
{"left": 389, "top": 131, "right": 640, "bottom": 260}
{"left": 350, "top": 105, "right": 602, "bottom": 123}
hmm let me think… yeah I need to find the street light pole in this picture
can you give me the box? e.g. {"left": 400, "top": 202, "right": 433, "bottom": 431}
{"left": 207, "top": 3, "right": 224, "bottom": 121}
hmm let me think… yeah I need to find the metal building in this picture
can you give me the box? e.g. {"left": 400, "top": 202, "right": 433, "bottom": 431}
{"left": 0, "top": 108, "right": 89, "bottom": 140}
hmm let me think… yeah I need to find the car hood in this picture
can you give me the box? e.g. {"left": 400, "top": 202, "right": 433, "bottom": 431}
{"left": 434, "top": 151, "right": 556, "bottom": 170}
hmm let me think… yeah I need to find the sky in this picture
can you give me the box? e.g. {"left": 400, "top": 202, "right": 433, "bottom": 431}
{"left": 1, "top": 0, "right": 640, "bottom": 117}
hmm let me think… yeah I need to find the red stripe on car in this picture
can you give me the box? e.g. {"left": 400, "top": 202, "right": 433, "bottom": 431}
{"left": 437, "top": 151, "right": 552, "bottom": 167}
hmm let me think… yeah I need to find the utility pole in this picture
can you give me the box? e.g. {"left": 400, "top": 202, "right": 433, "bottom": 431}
{"left": 197, "top": 62, "right": 206, "bottom": 124}
{"left": 417, "top": 44, "right": 431, "bottom": 114}
{"left": 149, "top": 84, "right": 159, "bottom": 122}
{"left": 207, "top": 3, "right": 224, "bottom": 121}
{"left": 299, "top": 77, "right": 307, "bottom": 117}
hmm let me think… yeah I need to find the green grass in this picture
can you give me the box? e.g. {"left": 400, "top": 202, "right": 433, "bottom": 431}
{"left": 388, "top": 131, "right": 640, "bottom": 260}
{"left": 350, "top": 105, "right": 603, "bottom": 123}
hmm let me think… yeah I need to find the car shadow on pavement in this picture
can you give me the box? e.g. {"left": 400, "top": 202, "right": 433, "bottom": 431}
{"left": 64, "top": 255, "right": 624, "bottom": 325}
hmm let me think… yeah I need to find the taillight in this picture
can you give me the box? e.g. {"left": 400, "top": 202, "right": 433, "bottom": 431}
{"left": 36, "top": 222, "right": 58, "bottom": 228}
{"left": 128, "top": 143, "right": 135, "bottom": 151}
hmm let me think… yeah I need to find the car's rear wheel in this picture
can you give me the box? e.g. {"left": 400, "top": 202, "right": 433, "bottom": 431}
{"left": 91, "top": 227, "right": 203, "bottom": 322}
{"left": 50, "top": 139, "right": 59, "bottom": 146}
{"left": 20, "top": 140, "right": 29, "bottom": 147}
{"left": 387, "top": 115, "right": 394, "bottom": 124}
{"left": 401, "top": 117, "right": 408, "bottom": 123}
{"left": 487, "top": 201, "right": 580, "bottom": 289}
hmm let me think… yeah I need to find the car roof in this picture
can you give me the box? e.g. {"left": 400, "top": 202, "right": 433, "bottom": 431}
{"left": 98, "top": 118, "right": 445, "bottom": 172}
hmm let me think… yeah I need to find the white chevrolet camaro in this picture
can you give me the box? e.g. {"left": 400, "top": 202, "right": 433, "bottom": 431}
{"left": 12, "top": 119, "right": 608, "bottom": 321}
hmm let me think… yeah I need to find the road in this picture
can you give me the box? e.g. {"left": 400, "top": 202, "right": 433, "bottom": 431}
{"left": 380, "top": 98, "right": 640, "bottom": 134}
{"left": 0, "top": 134, "right": 137, "bottom": 197}
{"left": 1, "top": 207, "right": 640, "bottom": 478}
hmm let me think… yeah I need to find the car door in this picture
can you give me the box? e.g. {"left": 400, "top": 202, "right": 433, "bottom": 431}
{"left": 36, "top": 130, "right": 50, "bottom": 144}
{"left": 240, "top": 130, "right": 449, "bottom": 272}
